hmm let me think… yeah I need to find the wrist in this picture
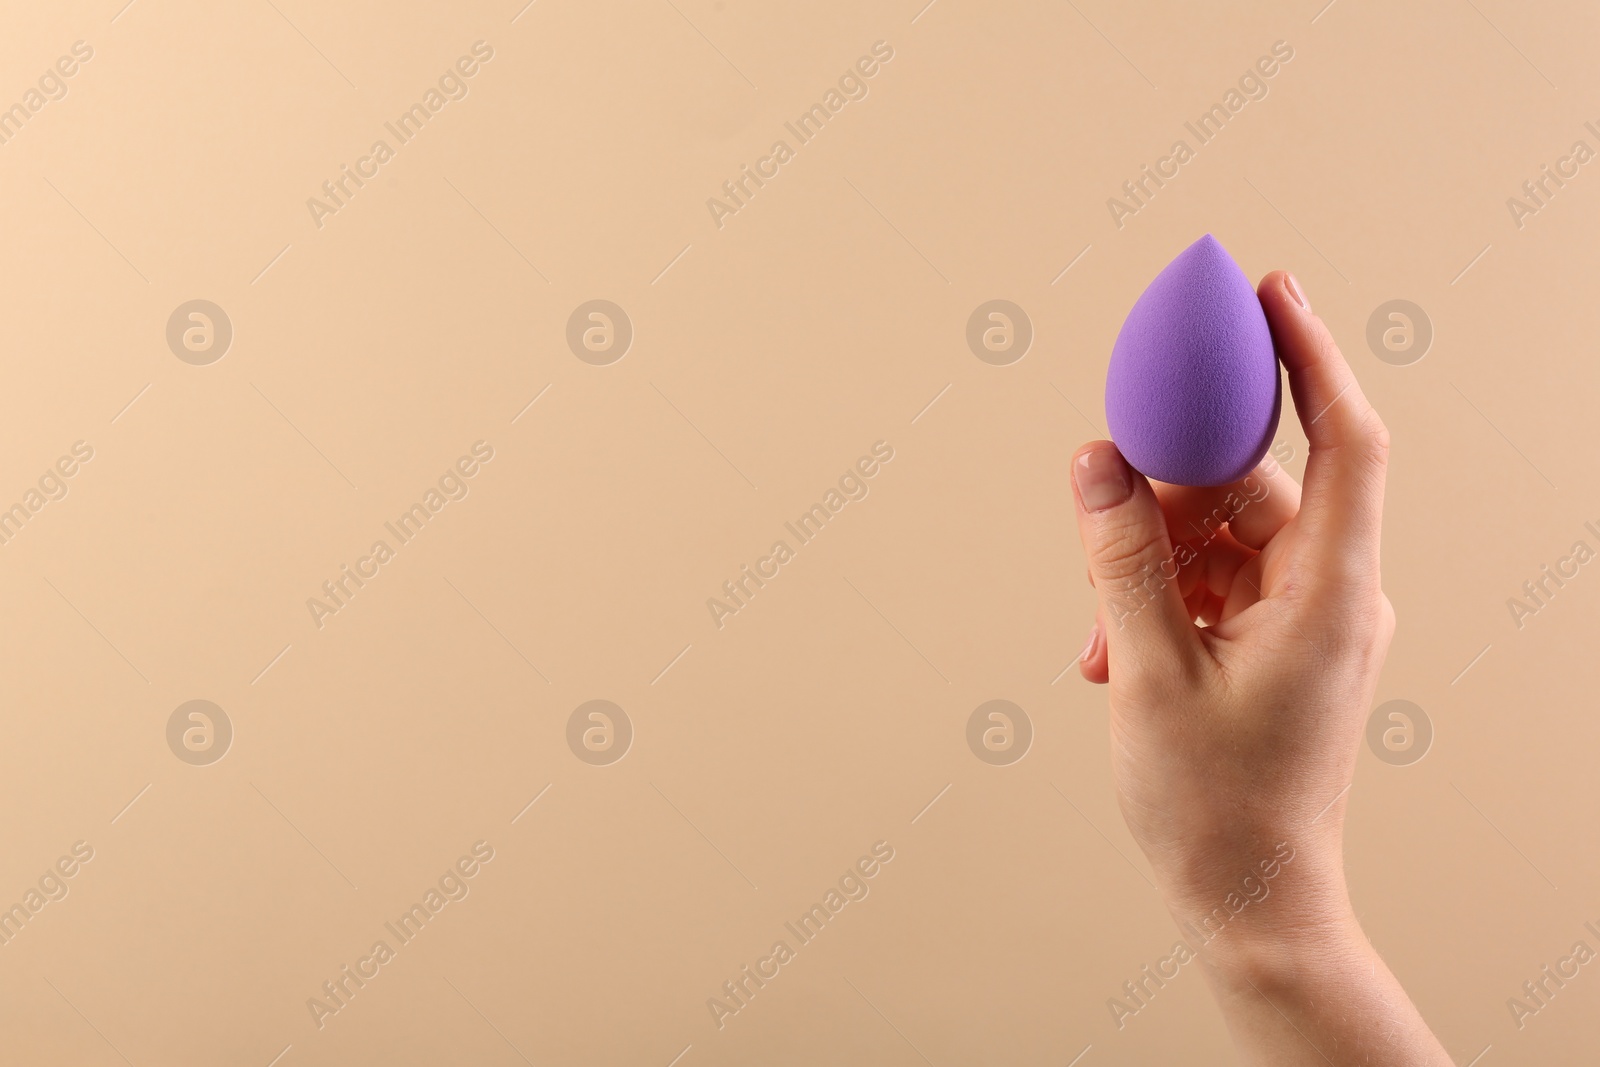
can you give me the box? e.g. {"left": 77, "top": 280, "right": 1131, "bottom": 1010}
{"left": 1191, "top": 899, "right": 1366, "bottom": 996}
{"left": 1158, "top": 835, "right": 1356, "bottom": 981}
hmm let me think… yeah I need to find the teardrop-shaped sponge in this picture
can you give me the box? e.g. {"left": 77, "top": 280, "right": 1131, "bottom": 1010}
{"left": 1105, "top": 234, "right": 1281, "bottom": 487}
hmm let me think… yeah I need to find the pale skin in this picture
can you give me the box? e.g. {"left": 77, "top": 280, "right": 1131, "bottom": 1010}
{"left": 1071, "top": 271, "right": 1452, "bottom": 1065}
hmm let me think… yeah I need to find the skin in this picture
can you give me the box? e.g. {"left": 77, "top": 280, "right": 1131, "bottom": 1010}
{"left": 1070, "top": 271, "right": 1451, "bottom": 1064}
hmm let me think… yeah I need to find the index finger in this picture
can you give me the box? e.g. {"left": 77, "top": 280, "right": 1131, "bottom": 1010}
{"left": 1257, "top": 271, "right": 1390, "bottom": 580}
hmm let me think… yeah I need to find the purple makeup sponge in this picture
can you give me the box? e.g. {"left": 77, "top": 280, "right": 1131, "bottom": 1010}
{"left": 1105, "top": 234, "right": 1281, "bottom": 487}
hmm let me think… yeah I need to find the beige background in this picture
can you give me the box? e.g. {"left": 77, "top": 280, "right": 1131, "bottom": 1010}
{"left": 0, "top": 0, "right": 1596, "bottom": 1063}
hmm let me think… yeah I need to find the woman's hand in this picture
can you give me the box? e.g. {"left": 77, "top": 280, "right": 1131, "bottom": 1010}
{"left": 1070, "top": 271, "right": 1450, "bottom": 1065}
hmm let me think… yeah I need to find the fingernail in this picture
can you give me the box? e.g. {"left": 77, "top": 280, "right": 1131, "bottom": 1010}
{"left": 1285, "top": 272, "right": 1311, "bottom": 312}
{"left": 1074, "top": 447, "right": 1133, "bottom": 512}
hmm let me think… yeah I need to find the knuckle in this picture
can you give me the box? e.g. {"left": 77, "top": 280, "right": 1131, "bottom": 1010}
{"left": 1310, "top": 551, "right": 1382, "bottom": 596}
{"left": 1377, "top": 590, "right": 1398, "bottom": 646}
{"left": 1318, "top": 412, "right": 1390, "bottom": 484}
{"left": 1310, "top": 324, "right": 1344, "bottom": 369}
{"left": 1304, "top": 583, "right": 1392, "bottom": 656}
{"left": 1092, "top": 523, "right": 1167, "bottom": 588}
{"left": 1360, "top": 413, "right": 1392, "bottom": 463}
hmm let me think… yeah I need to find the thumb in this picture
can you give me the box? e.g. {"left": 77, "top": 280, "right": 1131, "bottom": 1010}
{"left": 1071, "top": 442, "right": 1199, "bottom": 673}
